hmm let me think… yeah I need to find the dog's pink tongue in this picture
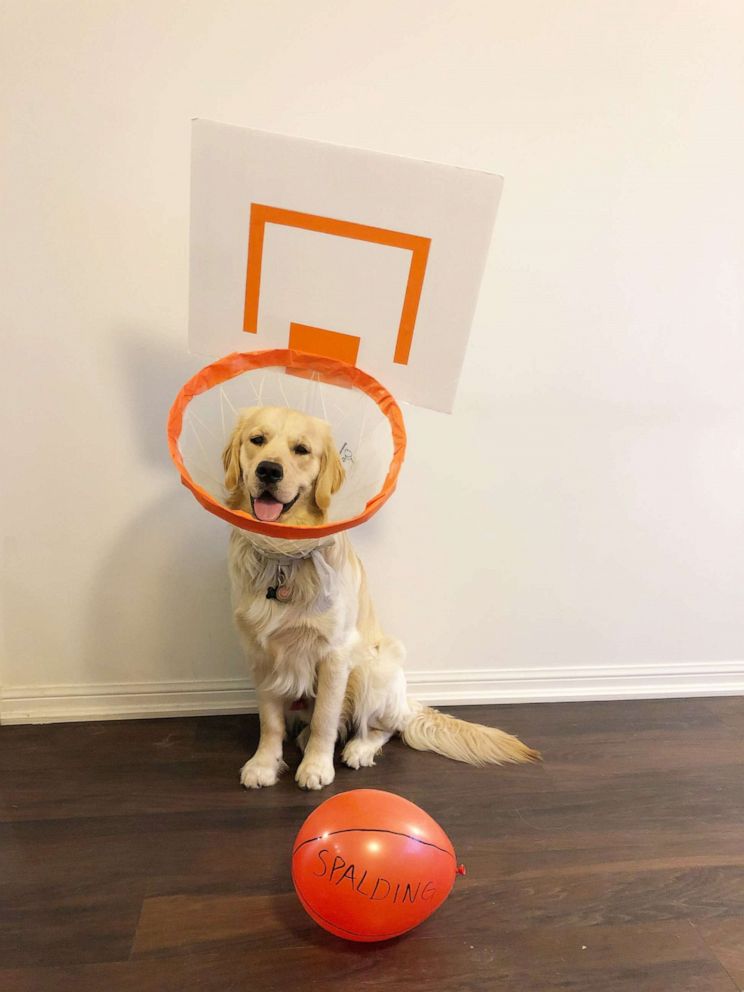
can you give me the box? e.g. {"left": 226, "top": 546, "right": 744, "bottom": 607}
{"left": 253, "top": 495, "right": 284, "bottom": 522}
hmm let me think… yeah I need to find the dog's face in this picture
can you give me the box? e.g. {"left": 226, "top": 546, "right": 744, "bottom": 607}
{"left": 222, "top": 406, "right": 345, "bottom": 525}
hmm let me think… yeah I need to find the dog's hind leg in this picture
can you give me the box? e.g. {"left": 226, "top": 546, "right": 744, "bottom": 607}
{"left": 295, "top": 724, "right": 310, "bottom": 753}
{"left": 341, "top": 638, "right": 411, "bottom": 769}
{"left": 341, "top": 727, "right": 393, "bottom": 768}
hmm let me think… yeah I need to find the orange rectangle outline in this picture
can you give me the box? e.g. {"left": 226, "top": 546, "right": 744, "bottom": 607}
{"left": 243, "top": 204, "right": 430, "bottom": 365}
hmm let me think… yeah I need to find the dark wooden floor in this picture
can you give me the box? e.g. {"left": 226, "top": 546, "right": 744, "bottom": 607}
{"left": 2, "top": 698, "right": 744, "bottom": 991}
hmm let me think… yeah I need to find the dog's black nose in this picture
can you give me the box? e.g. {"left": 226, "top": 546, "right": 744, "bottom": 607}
{"left": 256, "top": 460, "right": 284, "bottom": 484}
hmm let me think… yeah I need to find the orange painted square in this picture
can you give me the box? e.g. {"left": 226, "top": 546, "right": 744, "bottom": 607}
{"left": 287, "top": 323, "right": 361, "bottom": 386}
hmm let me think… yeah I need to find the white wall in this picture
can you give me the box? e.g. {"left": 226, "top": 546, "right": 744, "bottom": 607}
{"left": 2, "top": 1, "right": 743, "bottom": 722}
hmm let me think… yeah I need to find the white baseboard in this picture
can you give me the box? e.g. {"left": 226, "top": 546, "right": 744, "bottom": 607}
{"left": 2, "top": 662, "right": 743, "bottom": 725}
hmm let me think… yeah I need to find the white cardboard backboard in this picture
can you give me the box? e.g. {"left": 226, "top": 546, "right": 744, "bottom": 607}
{"left": 189, "top": 120, "right": 502, "bottom": 412}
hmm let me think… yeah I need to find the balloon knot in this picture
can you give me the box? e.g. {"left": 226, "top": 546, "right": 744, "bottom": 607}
{"left": 456, "top": 864, "right": 467, "bottom": 876}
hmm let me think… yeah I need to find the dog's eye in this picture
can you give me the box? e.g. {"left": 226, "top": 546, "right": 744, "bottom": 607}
{"left": 294, "top": 444, "right": 310, "bottom": 456}
{"left": 250, "top": 435, "right": 265, "bottom": 447}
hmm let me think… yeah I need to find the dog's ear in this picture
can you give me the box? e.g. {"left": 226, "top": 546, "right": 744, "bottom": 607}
{"left": 314, "top": 436, "right": 345, "bottom": 512}
{"left": 222, "top": 409, "right": 256, "bottom": 503}
{"left": 222, "top": 426, "right": 243, "bottom": 494}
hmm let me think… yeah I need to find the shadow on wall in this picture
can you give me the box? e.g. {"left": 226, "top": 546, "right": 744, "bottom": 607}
{"left": 82, "top": 490, "right": 241, "bottom": 687}
{"left": 81, "top": 331, "right": 244, "bottom": 688}
{"left": 118, "top": 328, "right": 205, "bottom": 472}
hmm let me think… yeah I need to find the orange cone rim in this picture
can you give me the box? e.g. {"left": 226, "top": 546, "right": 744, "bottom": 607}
{"left": 167, "top": 349, "right": 407, "bottom": 539}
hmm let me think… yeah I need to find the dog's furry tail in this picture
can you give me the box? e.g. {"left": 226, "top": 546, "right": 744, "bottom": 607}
{"left": 401, "top": 701, "right": 540, "bottom": 766}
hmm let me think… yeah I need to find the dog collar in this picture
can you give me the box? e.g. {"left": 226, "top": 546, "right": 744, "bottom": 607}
{"left": 265, "top": 565, "right": 292, "bottom": 603}
{"left": 257, "top": 546, "right": 338, "bottom": 612}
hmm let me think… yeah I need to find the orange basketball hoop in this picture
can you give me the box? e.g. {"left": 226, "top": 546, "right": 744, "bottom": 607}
{"left": 167, "top": 349, "right": 406, "bottom": 543}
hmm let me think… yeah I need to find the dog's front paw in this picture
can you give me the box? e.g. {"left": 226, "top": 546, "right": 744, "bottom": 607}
{"left": 295, "top": 754, "right": 335, "bottom": 790}
{"left": 239, "top": 755, "right": 283, "bottom": 789}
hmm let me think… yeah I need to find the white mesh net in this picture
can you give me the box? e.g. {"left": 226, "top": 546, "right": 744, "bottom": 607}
{"left": 176, "top": 363, "right": 397, "bottom": 555}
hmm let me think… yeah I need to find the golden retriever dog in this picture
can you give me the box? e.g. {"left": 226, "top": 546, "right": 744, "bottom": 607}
{"left": 224, "top": 405, "right": 539, "bottom": 790}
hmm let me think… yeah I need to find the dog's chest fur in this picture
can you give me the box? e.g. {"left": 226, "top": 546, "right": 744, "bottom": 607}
{"left": 228, "top": 530, "right": 361, "bottom": 699}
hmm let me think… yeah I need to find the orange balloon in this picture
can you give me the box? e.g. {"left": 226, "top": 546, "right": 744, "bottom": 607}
{"left": 292, "top": 789, "right": 464, "bottom": 942}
